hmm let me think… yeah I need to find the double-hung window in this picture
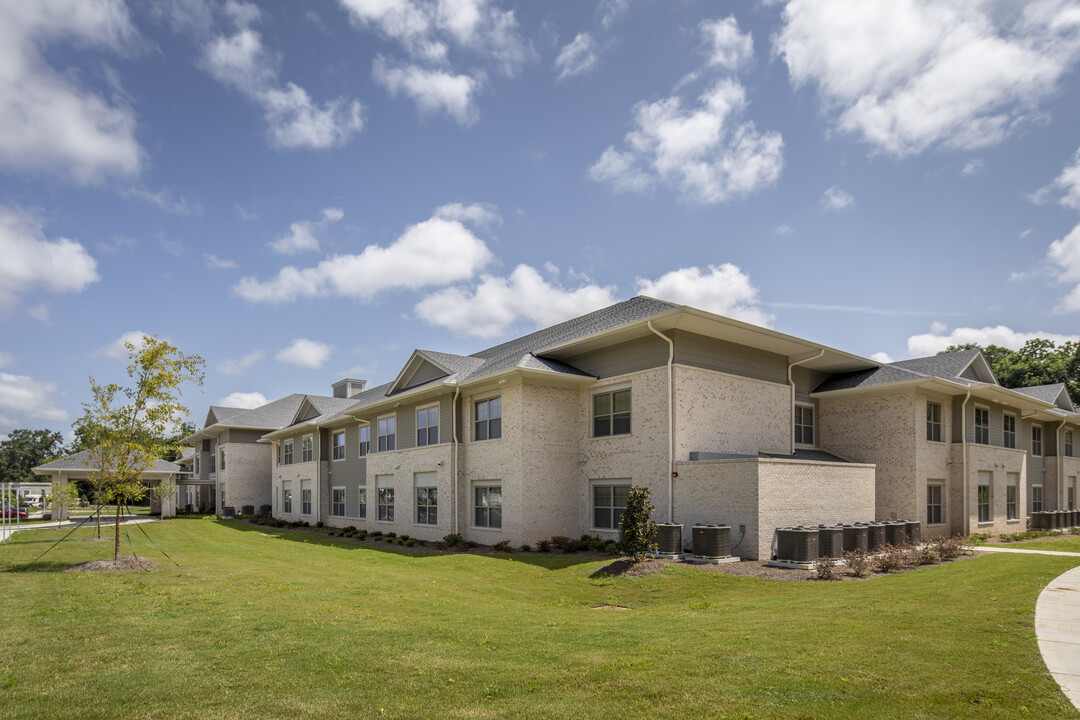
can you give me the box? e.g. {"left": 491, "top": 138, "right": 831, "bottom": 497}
{"left": 1031, "top": 485, "right": 1043, "bottom": 513}
{"left": 1007, "top": 473, "right": 1019, "bottom": 520}
{"left": 926, "top": 402, "right": 942, "bottom": 442}
{"left": 592, "top": 483, "right": 630, "bottom": 530}
{"left": 301, "top": 480, "right": 312, "bottom": 515}
{"left": 301, "top": 435, "right": 313, "bottom": 462}
{"left": 926, "top": 482, "right": 943, "bottom": 525}
{"left": 474, "top": 397, "right": 502, "bottom": 441}
{"left": 417, "top": 406, "right": 439, "bottom": 446}
{"left": 358, "top": 426, "right": 370, "bottom": 457}
{"left": 1003, "top": 414, "right": 1016, "bottom": 449}
{"left": 195, "top": 456, "right": 200, "bottom": 475}
{"left": 593, "top": 389, "right": 631, "bottom": 437}
{"left": 473, "top": 484, "right": 502, "bottom": 528}
{"left": 1032, "top": 425, "right": 1043, "bottom": 456}
{"left": 378, "top": 416, "right": 396, "bottom": 452}
{"left": 220, "top": 450, "right": 226, "bottom": 470}
{"left": 332, "top": 430, "right": 346, "bottom": 460}
{"left": 377, "top": 476, "right": 394, "bottom": 521}
{"left": 416, "top": 473, "right": 438, "bottom": 525}
{"left": 331, "top": 487, "right": 346, "bottom": 517}
{"left": 209, "top": 454, "right": 216, "bottom": 474}
{"left": 283, "top": 439, "right": 294, "bottom": 465}
{"left": 977, "top": 471, "right": 992, "bottom": 523}
{"left": 283, "top": 482, "right": 293, "bottom": 514}
{"left": 974, "top": 407, "right": 989, "bottom": 445}
{"left": 795, "top": 405, "right": 815, "bottom": 446}
{"left": 1066, "top": 429, "right": 1074, "bottom": 458}
{"left": 358, "top": 488, "right": 367, "bottom": 518}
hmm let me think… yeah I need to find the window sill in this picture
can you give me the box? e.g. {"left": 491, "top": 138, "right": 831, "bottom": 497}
{"left": 926, "top": 523, "right": 946, "bottom": 528}
{"left": 589, "top": 527, "right": 619, "bottom": 534}
{"left": 375, "top": 519, "right": 394, "bottom": 524}
{"left": 470, "top": 437, "right": 504, "bottom": 444}
{"left": 470, "top": 525, "right": 503, "bottom": 532}
{"left": 588, "top": 433, "right": 634, "bottom": 441}
{"left": 977, "top": 521, "right": 994, "bottom": 527}
{"left": 1006, "top": 519, "right": 1021, "bottom": 524}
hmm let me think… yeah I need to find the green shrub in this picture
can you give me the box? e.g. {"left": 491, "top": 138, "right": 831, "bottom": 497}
{"left": 519, "top": 544, "right": 531, "bottom": 552}
{"left": 387, "top": 532, "right": 397, "bottom": 539}
{"left": 399, "top": 534, "right": 410, "bottom": 542}
{"left": 602, "top": 540, "right": 618, "bottom": 554}
{"left": 405, "top": 539, "right": 417, "bottom": 547}
{"left": 551, "top": 536, "right": 578, "bottom": 553}
{"left": 588, "top": 539, "right": 605, "bottom": 552}
{"left": 617, "top": 485, "right": 659, "bottom": 562}
{"left": 316, "top": 521, "right": 324, "bottom": 528}
{"left": 372, "top": 530, "right": 383, "bottom": 538}
{"left": 536, "top": 539, "right": 551, "bottom": 552}
{"left": 844, "top": 549, "right": 870, "bottom": 578}
{"left": 813, "top": 556, "right": 838, "bottom": 581}
{"left": 344, "top": 526, "right": 356, "bottom": 534}
{"left": 494, "top": 540, "right": 512, "bottom": 553}
{"left": 443, "top": 533, "right": 462, "bottom": 547}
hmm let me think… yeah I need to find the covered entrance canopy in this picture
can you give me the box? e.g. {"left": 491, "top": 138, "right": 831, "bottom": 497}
{"left": 32, "top": 450, "right": 182, "bottom": 520}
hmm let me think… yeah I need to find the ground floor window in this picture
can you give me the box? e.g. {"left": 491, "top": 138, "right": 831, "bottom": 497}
{"left": 1006, "top": 473, "right": 1019, "bottom": 520}
{"left": 1070, "top": 478, "right": 1077, "bottom": 511}
{"left": 331, "top": 487, "right": 346, "bottom": 517}
{"left": 283, "top": 482, "right": 292, "bottom": 514}
{"left": 474, "top": 484, "right": 502, "bottom": 528}
{"left": 358, "top": 488, "right": 367, "bottom": 519}
{"left": 377, "top": 475, "right": 394, "bottom": 522}
{"left": 926, "top": 481, "right": 943, "bottom": 525}
{"left": 416, "top": 487, "right": 437, "bottom": 525}
{"left": 301, "top": 479, "right": 312, "bottom": 516}
{"left": 593, "top": 482, "right": 630, "bottom": 530}
{"left": 1031, "top": 484, "right": 1044, "bottom": 513}
{"left": 977, "top": 471, "right": 992, "bottom": 523}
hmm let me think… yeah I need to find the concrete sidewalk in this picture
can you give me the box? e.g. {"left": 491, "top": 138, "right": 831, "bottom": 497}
{"left": 1037, "top": 565, "right": 1080, "bottom": 711}
{"left": 0, "top": 516, "right": 156, "bottom": 543}
{"left": 972, "top": 545, "right": 1080, "bottom": 558}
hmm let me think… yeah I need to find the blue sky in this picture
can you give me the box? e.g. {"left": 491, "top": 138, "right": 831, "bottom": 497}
{"left": 3, "top": 0, "right": 1080, "bottom": 438}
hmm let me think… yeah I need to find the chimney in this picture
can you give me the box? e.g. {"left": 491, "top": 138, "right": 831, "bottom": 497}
{"left": 332, "top": 378, "right": 367, "bottom": 398}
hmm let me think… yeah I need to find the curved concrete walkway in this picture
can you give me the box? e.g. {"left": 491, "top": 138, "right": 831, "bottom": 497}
{"left": 1036, "top": 564, "right": 1080, "bottom": 711}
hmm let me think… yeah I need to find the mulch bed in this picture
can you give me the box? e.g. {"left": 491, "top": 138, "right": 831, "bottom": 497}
{"left": 66, "top": 557, "right": 161, "bottom": 572}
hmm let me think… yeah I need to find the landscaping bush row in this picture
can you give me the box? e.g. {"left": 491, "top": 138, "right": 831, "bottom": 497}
{"left": 815, "top": 534, "right": 969, "bottom": 580}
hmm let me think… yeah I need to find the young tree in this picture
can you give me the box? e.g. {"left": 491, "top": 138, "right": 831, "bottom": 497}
{"left": 79, "top": 336, "right": 204, "bottom": 560}
{"left": 45, "top": 480, "right": 78, "bottom": 520}
{"left": 617, "top": 485, "right": 659, "bottom": 563}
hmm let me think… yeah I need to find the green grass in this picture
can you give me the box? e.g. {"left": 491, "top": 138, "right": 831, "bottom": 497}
{"left": 1, "top": 518, "right": 1078, "bottom": 719}
{"left": 1007, "top": 536, "right": 1080, "bottom": 553}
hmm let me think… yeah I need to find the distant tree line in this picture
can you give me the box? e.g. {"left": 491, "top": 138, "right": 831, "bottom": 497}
{"left": 942, "top": 339, "right": 1080, "bottom": 403}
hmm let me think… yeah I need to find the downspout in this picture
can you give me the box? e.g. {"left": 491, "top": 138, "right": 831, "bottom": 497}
{"left": 960, "top": 391, "right": 971, "bottom": 536}
{"left": 787, "top": 350, "right": 825, "bottom": 454}
{"left": 1057, "top": 419, "right": 1067, "bottom": 510}
{"left": 452, "top": 384, "right": 461, "bottom": 535}
{"left": 647, "top": 321, "right": 674, "bottom": 523}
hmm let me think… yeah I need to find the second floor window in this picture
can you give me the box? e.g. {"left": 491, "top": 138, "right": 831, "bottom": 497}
{"left": 302, "top": 435, "right": 313, "bottom": 462}
{"left": 220, "top": 450, "right": 225, "bottom": 470}
{"left": 475, "top": 397, "right": 502, "bottom": 441}
{"left": 593, "top": 389, "right": 631, "bottom": 437}
{"left": 1032, "top": 425, "right": 1043, "bottom": 456}
{"left": 974, "top": 407, "right": 989, "bottom": 445}
{"left": 209, "top": 454, "right": 216, "bottom": 474}
{"left": 332, "top": 430, "right": 345, "bottom": 460}
{"left": 1066, "top": 429, "right": 1074, "bottom": 457}
{"left": 926, "top": 402, "right": 941, "bottom": 442}
{"left": 795, "top": 405, "right": 815, "bottom": 446}
{"left": 417, "top": 406, "right": 439, "bottom": 446}
{"left": 378, "top": 416, "right": 396, "bottom": 452}
{"left": 283, "top": 439, "right": 293, "bottom": 465}
{"left": 358, "top": 426, "right": 370, "bottom": 457}
{"left": 1004, "top": 414, "right": 1016, "bottom": 449}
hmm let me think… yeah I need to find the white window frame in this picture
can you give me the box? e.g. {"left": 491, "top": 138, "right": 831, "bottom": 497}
{"left": 1031, "top": 484, "right": 1044, "bottom": 514}
{"left": 301, "top": 479, "right": 312, "bottom": 516}
{"left": 974, "top": 406, "right": 990, "bottom": 445}
{"left": 377, "top": 415, "right": 396, "bottom": 453}
{"left": 1066, "top": 428, "right": 1074, "bottom": 458}
{"left": 358, "top": 488, "right": 367, "bottom": 519}
{"left": 1006, "top": 473, "right": 1019, "bottom": 521}
{"left": 358, "top": 425, "right": 370, "bottom": 457}
{"left": 332, "top": 430, "right": 346, "bottom": 461}
{"left": 1003, "top": 413, "right": 1016, "bottom": 449}
{"left": 1031, "top": 424, "right": 1043, "bottom": 456}
{"left": 474, "top": 396, "right": 502, "bottom": 442}
{"left": 283, "top": 439, "right": 294, "bottom": 465}
{"left": 926, "top": 401, "right": 942, "bottom": 443}
{"left": 220, "top": 449, "right": 226, "bottom": 471}
{"left": 794, "top": 403, "right": 816, "bottom": 447}
{"left": 926, "top": 480, "right": 944, "bottom": 526}
{"left": 376, "top": 475, "right": 394, "bottom": 522}
{"left": 283, "top": 482, "right": 293, "bottom": 514}
{"left": 415, "top": 472, "right": 438, "bottom": 525}
{"left": 1069, "top": 477, "right": 1077, "bottom": 511}
{"left": 331, "top": 486, "right": 346, "bottom": 517}
{"left": 472, "top": 482, "right": 502, "bottom": 530}
{"left": 977, "top": 471, "right": 992, "bottom": 524}
{"left": 590, "top": 479, "right": 631, "bottom": 531}
{"left": 302, "top": 434, "right": 313, "bottom": 463}
{"left": 592, "top": 387, "right": 631, "bottom": 438}
{"left": 416, "top": 404, "right": 439, "bottom": 447}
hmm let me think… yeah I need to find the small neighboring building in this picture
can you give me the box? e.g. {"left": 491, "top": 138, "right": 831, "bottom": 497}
{"left": 31, "top": 450, "right": 182, "bottom": 519}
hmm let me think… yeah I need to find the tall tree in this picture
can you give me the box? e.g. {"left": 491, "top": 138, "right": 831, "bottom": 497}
{"left": 79, "top": 336, "right": 204, "bottom": 560}
{"left": 942, "top": 340, "right": 1080, "bottom": 402}
{"left": 0, "top": 429, "right": 66, "bottom": 484}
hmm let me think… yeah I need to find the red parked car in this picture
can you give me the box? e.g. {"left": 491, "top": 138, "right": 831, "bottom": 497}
{"left": 1, "top": 506, "right": 28, "bottom": 520}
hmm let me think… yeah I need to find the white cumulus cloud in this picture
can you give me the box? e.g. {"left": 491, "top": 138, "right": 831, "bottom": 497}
{"left": 822, "top": 186, "right": 854, "bottom": 211}
{"left": 372, "top": 56, "right": 479, "bottom": 126}
{"left": 0, "top": 371, "right": 69, "bottom": 429}
{"left": 870, "top": 351, "right": 894, "bottom": 364}
{"left": 216, "top": 391, "right": 268, "bottom": 409}
{"left": 907, "top": 324, "right": 1080, "bottom": 357}
{"left": 701, "top": 16, "right": 754, "bottom": 71}
{"left": 415, "top": 264, "right": 617, "bottom": 338}
{"left": 775, "top": 0, "right": 1080, "bottom": 156}
{"left": 1049, "top": 223, "right": 1080, "bottom": 312}
{"left": 634, "top": 264, "right": 772, "bottom": 327}
{"left": 277, "top": 339, "right": 332, "bottom": 369}
{"left": 588, "top": 79, "right": 783, "bottom": 204}
{"left": 217, "top": 350, "right": 263, "bottom": 376}
{"left": 0, "top": 206, "right": 100, "bottom": 312}
{"left": 554, "top": 33, "right": 598, "bottom": 80}
{"left": 0, "top": 0, "right": 143, "bottom": 184}
{"left": 1034, "top": 146, "right": 1080, "bottom": 209}
{"left": 269, "top": 207, "right": 344, "bottom": 255}
{"left": 98, "top": 330, "right": 153, "bottom": 360}
{"left": 204, "top": 253, "right": 238, "bottom": 270}
{"left": 234, "top": 204, "right": 495, "bottom": 303}
{"left": 202, "top": 2, "right": 365, "bottom": 149}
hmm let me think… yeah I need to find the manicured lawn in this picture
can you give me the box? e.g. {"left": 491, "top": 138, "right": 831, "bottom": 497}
{"left": 1007, "top": 536, "right": 1080, "bottom": 553}
{"left": 1, "top": 518, "right": 1077, "bottom": 719}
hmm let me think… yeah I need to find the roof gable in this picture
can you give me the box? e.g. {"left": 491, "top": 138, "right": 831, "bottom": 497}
{"left": 205, "top": 405, "right": 244, "bottom": 428}
{"left": 1012, "top": 384, "right": 1076, "bottom": 412}
{"left": 389, "top": 350, "right": 471, "bottom": 394}
{"left": 889, "top": 349, "right": 996, "bottom": 384}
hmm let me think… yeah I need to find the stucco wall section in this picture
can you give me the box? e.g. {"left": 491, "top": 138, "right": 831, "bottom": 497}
{"left": 218, "top": 442, "right": 272, "bottom": 512}
{"left": 519, "top": 384, "right": 585, "bottom": 545}
{"left": 961, "top": 444, "right": 1028, "bottom": 536}
{"left": 673, "top": 365, "right": 790, "bottom": 458}
{"left": 272, "top": 461, "right": 322, "bottom": 523}
{"left": 363, "top": 444, "right": 453, "bottom": 542}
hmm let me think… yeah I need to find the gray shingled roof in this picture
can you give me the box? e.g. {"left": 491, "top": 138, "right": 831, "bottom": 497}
{"left": 1012, "top": 384, "right": 1075, "bottom": 410}
{"left": 888, "top": 348, "right": 984, "bottom": 379}
{"left": 207, "top": 406, "right": 245, "bottom": 426}
{"left": 212, "top": 394, "right": 308, "bottom": 429}
{"left": 414, "top": 350, "right": 486, "bottom": 378}
{"left": 34, "top": 450, "right": 181, "bottom": 474}
{"left": 759, "top": 449, "right": 851, "bottom": 463}
{"left": 813, "top": 364, "right": 927, "bottom": 393}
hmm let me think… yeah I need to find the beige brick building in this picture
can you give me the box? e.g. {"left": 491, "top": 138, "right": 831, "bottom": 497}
{"left": 184, "top": 297, "right": 1080, "bottom": 557}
